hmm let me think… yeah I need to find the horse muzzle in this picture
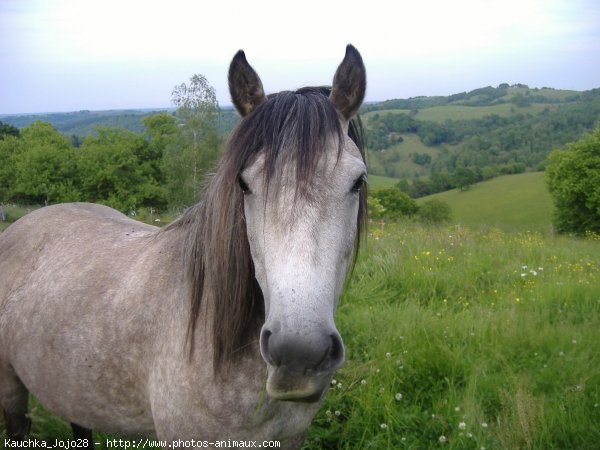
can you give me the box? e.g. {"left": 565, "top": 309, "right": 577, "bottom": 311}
{"left": 259, "top": 324, "right": 344, "bottom": 402}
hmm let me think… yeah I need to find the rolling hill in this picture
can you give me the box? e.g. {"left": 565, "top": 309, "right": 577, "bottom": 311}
{"left": 417, "top": 171, "right": 554, "bottom": 230}
{"left": 363, "top": 84, "right": 600, "bottom": 186}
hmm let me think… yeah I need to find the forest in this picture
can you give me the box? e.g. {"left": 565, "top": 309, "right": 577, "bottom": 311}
{"left": 0, "top": 75, "right": 222, "bottom": 212}
{"left": 1, "top": 83, "right": 599, "bottom": 212}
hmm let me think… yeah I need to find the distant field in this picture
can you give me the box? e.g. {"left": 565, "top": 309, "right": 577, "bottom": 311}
{"left": 364, "top": 103, "right": 556, "bottom": 123}
{"left": 506, "top": 86, "right": 580, "bottom": 101}
{"left": 418, "top": 172, "right": 554, "bottom": 230}
{"left": 416, "top": 103, "right": 555, "bottom": 122}
{"left": 362, "top": 109, "right": 412, "bottom": 120}
{"left": 368, "top": 134, "right": 440, "bottom": 179}
{"left": 368, "top": 174, "right": 399, "bottom": 190}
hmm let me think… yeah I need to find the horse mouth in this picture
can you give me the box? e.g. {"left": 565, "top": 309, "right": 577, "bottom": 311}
{"left": 265, "top": 367, "right": 331, "bottom": 403}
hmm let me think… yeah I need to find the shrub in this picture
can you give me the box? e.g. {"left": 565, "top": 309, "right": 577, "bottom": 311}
{"left": 546, "top": 125, "right": 600, "bottom": 234}
{"left": 417, "top": 199, "right": 452, "bottom": 224}
{"left": 369, "top": 188, "right": 418, "bottom": 219}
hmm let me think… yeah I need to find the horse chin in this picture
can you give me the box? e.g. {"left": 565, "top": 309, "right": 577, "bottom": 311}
{"left": 265, "top": 366, "right": 331, "bottom": 403}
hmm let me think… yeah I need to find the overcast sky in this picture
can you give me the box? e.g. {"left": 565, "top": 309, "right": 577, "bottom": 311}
{"left": 1, "top": 0, "right": 599, "bottom": 114}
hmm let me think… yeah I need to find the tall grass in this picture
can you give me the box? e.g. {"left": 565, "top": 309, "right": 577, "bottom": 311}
{"left": 304, "top": 222, "right": 600, "bottom": 449}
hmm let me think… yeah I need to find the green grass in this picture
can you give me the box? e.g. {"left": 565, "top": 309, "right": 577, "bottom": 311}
{"left": 363, "top": 103, "right": 556, "bottom": 124}
{"left": 415, "top": 104, "right": 555, "bottom": 123}
{"left": 368, "top": 175, "right": 399, "bottom": 190}
{"left": 506, "top": 87, "right": 580, "bottom": 102}
{"left": 418, "top": 172, "right": 554, "bottom": 230}
{"left": 369, "top": 134, "right": 440, "bottom": 179}
{"left": 362, "top": 109, "right": 412, "bottom": 120}
{"left": 304, "top": 222, "right": 600, "bottom": 449}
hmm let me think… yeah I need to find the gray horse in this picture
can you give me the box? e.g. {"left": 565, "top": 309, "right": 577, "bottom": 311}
{"left": 0, "top": 45, "right": 367, "bottom": 448}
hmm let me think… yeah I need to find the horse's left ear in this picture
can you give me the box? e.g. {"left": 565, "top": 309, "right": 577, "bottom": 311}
{"left": 229, "top": 50, "right": 267, "bottom": 117}
{"left": 330, "top": 44, "right": 366, "bottom": 120}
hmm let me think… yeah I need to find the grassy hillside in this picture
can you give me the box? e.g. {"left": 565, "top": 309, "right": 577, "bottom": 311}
{"left": 368, "top": 133, "right": 440, "bottom": 179}
{"left": 306, "top": 222, "right": 600, "bottom": 449}
{"left": 363, "top": 85, "right": 600, "bottom": 183}
{"left": 364, "top": 103, "right": 557, "bottom": 123}
{"left": 368, "top": 174, "right": 399, "bottom": 190}
{"left": 418, "top": 172, "right": 554, "bottom": 230}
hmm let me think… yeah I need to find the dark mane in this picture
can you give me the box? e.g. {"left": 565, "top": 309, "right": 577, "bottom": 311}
{"left": 165, "top": 86, "right": 367, "bottom": 373}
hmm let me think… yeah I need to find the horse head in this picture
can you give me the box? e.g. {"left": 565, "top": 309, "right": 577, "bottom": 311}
{"left": 228, "top": 45, "right": 367, "bottom": 402}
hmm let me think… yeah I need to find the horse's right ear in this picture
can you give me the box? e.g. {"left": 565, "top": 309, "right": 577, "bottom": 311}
{"left": 228, "top": 50, "right": 267, "bottom": 117}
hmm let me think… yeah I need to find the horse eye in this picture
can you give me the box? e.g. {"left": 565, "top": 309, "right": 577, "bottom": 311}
{"left": 238, "top": 176, "right": 250, "bottom": 194}
{"left": 351, "top": 174, "right": 366, "bottom": 193}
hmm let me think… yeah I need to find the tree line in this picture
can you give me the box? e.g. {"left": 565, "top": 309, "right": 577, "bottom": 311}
{"left": 0, "top": 75, "right": 221, "bottom": 213}
{"left": 366, "top": 88, "right": 600, "bottom": 197}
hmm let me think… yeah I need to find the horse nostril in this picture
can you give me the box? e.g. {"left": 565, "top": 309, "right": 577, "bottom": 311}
{"left": 314, "top": 332, "right": 345, "bottom": 371}
{"left": 260, "top": 328, "right": 276, "bottom": 366}
{"left": 329, "top": 333, "right": 344, "bottom": 365}
{"left": 321, "top": 332, "right": 344, "bottom": 370}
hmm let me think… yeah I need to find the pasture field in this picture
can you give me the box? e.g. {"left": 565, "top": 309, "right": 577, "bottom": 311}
{"left": 414, "top": 104, "right": 555, "bottom": 123}
{"left": 1, "top": 219, "right": 599, "bottom": 449}
{"left": 418, "top": 172, "right": 554, "bottom": 231}
{"left": 362, "top": 103, "right": 555, "bottom": 123}
{"left": 305, "top": 222, "right": 600, "bottom": 449}
{"left": 368, "top": 134, "right": 440, "bottom": 179}
{"left": 368, "top": 174, "right": 400, "bottom": 190}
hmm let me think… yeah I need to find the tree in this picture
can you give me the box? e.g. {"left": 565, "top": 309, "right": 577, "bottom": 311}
{"left": 165, "top": 74, "right": 221, "bottom": 208}
{"left": 417, "top": 199, "right": 452, "bottom": 224}
{"left": 0, "top": 135, "right": 22, "bottom": 202}
{"left": 0, "top": 121, "right": 19, "bottom": 138}
{"left": 367, "top": 195, "right": 386, "bottom": 220}
{"left": 79, "top": 128, "right": 165, "bottom": 212}
{"left": 454, "top": 167, "right": 477, "bottom": 191}
{"left": 370, "top": 188, "right": 418, "bottom": 219}
{"left": 411, "top": 152, "right": 432, "bottom": 166}
{"left": 546, "top": 126, "right": 600, "bottom": 234}
{"left": 8, "top": 122, "right": 80, "bottom": 204}
{"left": 143, "top": 113, "right": 178, "bottom": 151}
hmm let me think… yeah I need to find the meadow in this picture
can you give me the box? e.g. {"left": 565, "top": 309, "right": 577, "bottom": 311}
{"left": 363, "top": 103, "right": 556, "bottom": 124}
{"left": 417, "top": 172, "right": 554, "bottom": 231}
{"left": 1, "top": 209, "right": 599, "bottom": 449}
{"left": 304, "top": 222, "right": 600, "bottom": 449}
